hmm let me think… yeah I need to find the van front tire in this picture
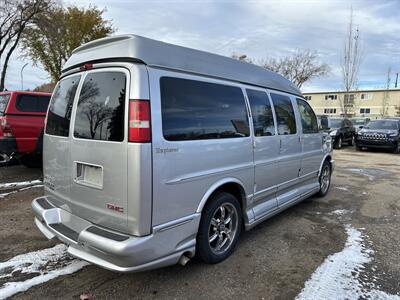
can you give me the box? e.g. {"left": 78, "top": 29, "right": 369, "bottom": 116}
{"left": 196, "top": 192, "right": 242, "bottom": 264}
{"left": 316, "top": 160, "right": 331, "bottom": 197}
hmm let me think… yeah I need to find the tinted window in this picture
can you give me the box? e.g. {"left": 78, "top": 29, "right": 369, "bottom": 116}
{"left": 161, "top": 77, "right": 249, "bottom": 141}
{"left": 329, "top": 118, "right": 343, "bottom": 129}
{"left": 247, "top": 89, "right": 275, "bottom": 136}
{"left": 74, "top": 72, "right": 126, "bottom": 142}
{"left": 46, "top": 75, "right": 81, "bottom": 137}
{"left": 0, "top": 94, "right": 10, "bottom": 113}
{"left": 16, "top": 94, "right": 50, "bottom": 113}
{"left": 296, "top": 98, "right": 318, "bottom": 134}
{"left": 270, "top": 93, "right": 296, "bottom": 135}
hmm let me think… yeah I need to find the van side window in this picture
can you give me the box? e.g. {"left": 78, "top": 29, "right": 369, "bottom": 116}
{"left": 246, "top": 89, "right": 275, "bottom": 136}
{"left": 46, "top": 75, "right": 81, "bottom": 137}
{"left": 270, "top": 93, "right": 297, "bottom": 135}
{"left": 16, "top": 94, "right": 51, "bottom": 113}
{"left": 296, "top": 98, "right": 319, "bottom": 134}
{"left": 74, "top": 72, "right": 126, "bottom": 142}
{"left": 160, "top": 77, "right": 249, "bottom": 141}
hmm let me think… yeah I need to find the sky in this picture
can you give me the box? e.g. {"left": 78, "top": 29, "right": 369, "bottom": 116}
{"left": 4, "top": 0, "right": 400, "bottom": 92}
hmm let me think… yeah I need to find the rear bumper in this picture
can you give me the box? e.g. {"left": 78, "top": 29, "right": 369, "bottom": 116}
{"left": 32, "top": 196, "right": 200, "bottom": 273}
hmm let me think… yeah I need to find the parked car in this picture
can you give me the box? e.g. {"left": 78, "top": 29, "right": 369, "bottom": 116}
{"left": 32, "top": 35, "right": 334, "bottom": 273}
{"left": 0, "top": 91, "right": 51, "bottom": 167}
{"left": 320, "top": 116, "right": 356, "bottom": 149}
{"left": 351, "top": 117, "right": 370, "bottom": 132}
{"left": 356, "top": 119, "right": 400, "bottom": 153}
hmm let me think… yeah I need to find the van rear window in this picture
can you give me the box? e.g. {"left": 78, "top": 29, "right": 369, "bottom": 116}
{"left": 46, "top": 75, "right": 81, "bottom": 137}
{"left": 73, "top": 72, "right": 126, "bottom": 142}
{"left": 160, "top": 77, "right": 249, "bottom": 141}
{"left": 16, "top": 94, "right": 51, "bottom": 113}
{"left": 0, "top": 94, "right": 10, "bottom": 113}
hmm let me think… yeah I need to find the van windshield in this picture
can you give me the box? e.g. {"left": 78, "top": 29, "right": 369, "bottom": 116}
{"left": 0, "top": 94, "right": 10, "bottom": 114}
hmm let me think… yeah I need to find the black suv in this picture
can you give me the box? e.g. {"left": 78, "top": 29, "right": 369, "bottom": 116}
{"left": 355, "top": 119, "right": 400, "bottom": 153}
{"left": 319, "top": 116, "right": 356, "bottom": 149}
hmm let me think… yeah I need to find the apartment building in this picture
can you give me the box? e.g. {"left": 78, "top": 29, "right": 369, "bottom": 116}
{"left": 303, "top": 89, "right": 400, "bottom": 118}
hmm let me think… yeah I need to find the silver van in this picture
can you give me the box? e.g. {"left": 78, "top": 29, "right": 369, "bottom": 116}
{"left": 32, "top": 35, "right": 334, "bottom": 272}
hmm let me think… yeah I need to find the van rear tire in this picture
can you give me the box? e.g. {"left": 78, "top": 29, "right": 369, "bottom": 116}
{"left": 196, "top": 192, "right": 242, "bottom": 264}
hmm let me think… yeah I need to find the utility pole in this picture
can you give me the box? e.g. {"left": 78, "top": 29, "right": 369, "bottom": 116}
{"left": 20, "top": 63, "right": 29, "bottom": 90}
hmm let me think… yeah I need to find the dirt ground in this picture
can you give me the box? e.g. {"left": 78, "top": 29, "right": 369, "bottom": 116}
{"left": 0, "top": 148, "right": 399, "bottom": 299}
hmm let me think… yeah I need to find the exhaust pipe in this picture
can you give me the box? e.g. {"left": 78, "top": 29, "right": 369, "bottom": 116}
{"left": 178, "top": 255, "right": 191, "bottom": 266}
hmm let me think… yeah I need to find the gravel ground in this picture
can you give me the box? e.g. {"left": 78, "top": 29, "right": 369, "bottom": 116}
{"left": 0, "top": 147, "right": 399, "bottom": 299}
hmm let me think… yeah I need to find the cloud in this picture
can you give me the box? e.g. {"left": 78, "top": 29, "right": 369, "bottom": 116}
{"left": 4, "top": 0, "right": 400, "bottom": 92}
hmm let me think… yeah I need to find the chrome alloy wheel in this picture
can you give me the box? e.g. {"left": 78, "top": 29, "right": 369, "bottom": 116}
{"left": 208, "top": 203, "right": 239, "bottom": 254}
{"left": 320, "top": 164, "right": 331, "bottom": 194}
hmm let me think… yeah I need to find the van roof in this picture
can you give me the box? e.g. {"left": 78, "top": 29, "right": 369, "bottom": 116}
{"left": 63, "top": 34, "right": 302, "bottom": 97}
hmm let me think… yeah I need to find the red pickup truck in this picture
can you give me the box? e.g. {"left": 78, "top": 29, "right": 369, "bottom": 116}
{"left": 0, "top": 91, "right": 51, "bottom": 167}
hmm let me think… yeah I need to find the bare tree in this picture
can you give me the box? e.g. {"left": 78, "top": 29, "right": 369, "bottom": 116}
{"left": 339, "top": 8, "right": 362, "bottom": 117}
{"left": 0, "top": 0, "right": 50, "bottom": 91}
{"left": 381, "top": 67, "right": 391, "bottom": 117}
{"left": 232, "top": 50, "right": 330, "bottom": 88}
{"left": 259, "top": 49, "right": 330, "bottom": 88}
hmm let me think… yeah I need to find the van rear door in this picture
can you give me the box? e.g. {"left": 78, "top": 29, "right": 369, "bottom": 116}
{"left": 69, "top": 68, "right": 129, "bottom": 234}
{"left": 44, "top": 74, "right": 81, "bottom": 208}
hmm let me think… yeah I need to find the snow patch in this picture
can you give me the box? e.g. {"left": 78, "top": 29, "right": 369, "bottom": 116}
{"left": 0, "top": 180, "right": 42, "bottom": 190}
{"left": 296, "top": 225, "right": 400, "bottom": 300}
{"left": 0, "top": 244, "right": 89, "bottom": 299}
{"left": 331, "top": 209, "right": 348, "bottom": 216}
{"left": 0, "top": 184, "right": 43, "bottom": 198}
{"left": 347, "top": 168, "right": 375, "bottom": 181}
{"left": 335, "top": 186, "right": 349, "bottom": 191}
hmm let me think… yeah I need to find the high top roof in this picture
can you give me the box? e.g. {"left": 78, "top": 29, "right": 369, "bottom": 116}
{"left": 63, "top": 34, "right": 302, "bottom": 97}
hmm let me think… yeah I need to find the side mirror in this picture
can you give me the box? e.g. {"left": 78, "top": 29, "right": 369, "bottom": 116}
{"left": 359, "top": 126, "right": 363, "bottom": 129}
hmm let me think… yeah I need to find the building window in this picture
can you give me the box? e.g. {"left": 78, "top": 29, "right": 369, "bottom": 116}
{"left": 304, "top": 95, "right": 312, "bottom": 101}
{"left": 325, "top": 94, "right": 337, "bottom": 100}
{"left": 360, "top": 93, "right": 372, "bottom": 100}
{"left": 324, "top": 108, "right": 337, "bottom": 114}
{"left": 360, "top": 108, "right": 371, "bottom": 114}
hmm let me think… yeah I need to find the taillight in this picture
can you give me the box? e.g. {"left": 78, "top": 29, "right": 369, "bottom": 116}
{"left": 128, "top": 100, "right": 151, "bottom": 143}
{"left": 0, "top": 116, "right": 13, "bottom": 137}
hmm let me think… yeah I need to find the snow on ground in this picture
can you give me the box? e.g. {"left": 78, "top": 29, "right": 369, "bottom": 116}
{"left": 335, "top": 186, "right": 349, "bottom": 191}
{"left": 330, "top": 209, "right": 349, "bottom": 216}
{"left": 0, "top": 184, "right": 43, "bottom": 198}
{"left": 0, "top": 244, "right": 89, "bottom": 299}
{"left": 0, "top": 180, "right": 42, "bottom": 190}
{"left": 296, "top": 224, "right": 400, "bottom": 300}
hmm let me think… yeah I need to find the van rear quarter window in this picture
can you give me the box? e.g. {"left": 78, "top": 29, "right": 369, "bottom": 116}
{"left": 0, "top": 94, "right": 10, "bottom": 113}
{"left": 46, "top": 75, "right": 81, "bottom": 137}
{"left": 160, "top": 77, "right": 249, "bottom": 141}
{"left": 73, "top": 72, "right": 126, "bottom": 142}
{"left": 270, "top": 93, "right": 297, "bottom": 135}
{"left": 16, "top": 94, "right": 51, "bottom": 113}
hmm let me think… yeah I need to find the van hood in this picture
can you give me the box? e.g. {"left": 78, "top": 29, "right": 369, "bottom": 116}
{"left": 359, "top": 129, "right": 398, "bottom": 135}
